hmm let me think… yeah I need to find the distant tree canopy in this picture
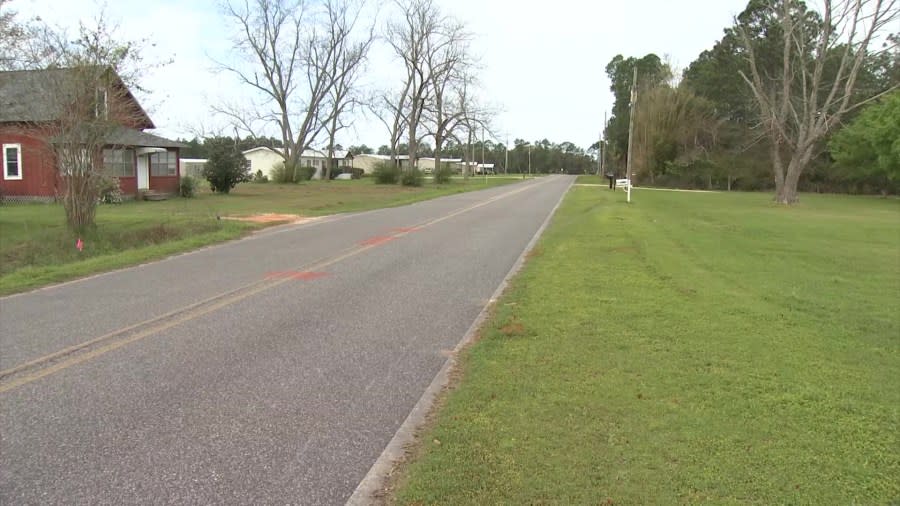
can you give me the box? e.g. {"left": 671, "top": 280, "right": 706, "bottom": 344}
{"left": 604, "top": 53, "right": 671, "bottom": 166}
{"left": 440, "top": 138, "right": 596, "bottom": 175}
{"left": 348, "top": 144, "right": 374, "bottom": 155}
{"left": 829, "top": 91, "right": 900, "bottom": 195}
{"left": 177, "top": 136, "right": 284, "bottom": 159}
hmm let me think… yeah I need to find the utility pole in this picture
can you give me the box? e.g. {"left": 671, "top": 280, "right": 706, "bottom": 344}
{"left": 482, "top": 126, "right": 486, "bottom": 183}
{"left": 505, "top": 137, "right": 509, "bottom": 175}
{"left": 625, "top": 67, "right": 637, "bottom": 203}
{"left": 600, "top": 111, "right": 606, "bottom": 177}
{"left": 463, "top": 123, "right": 475, "bottom": 182}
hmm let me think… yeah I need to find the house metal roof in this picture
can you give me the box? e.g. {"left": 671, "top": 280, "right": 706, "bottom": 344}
{"left": 243, "top": 146, "right": 351, "bottom": 159}
{"left": 0, "top": 68, "right": 154, "bottom": 128}
{"left": 48, "top": 126, "right": 186, "bottom": 148}
{"left": 355, "top": 153, "right": 410, "bottom": 160}
{"left": 105, "top": 126, "right": 187, "bottom": 148}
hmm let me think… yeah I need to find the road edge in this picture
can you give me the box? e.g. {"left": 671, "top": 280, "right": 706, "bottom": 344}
{"left": 345, "top": 176, "right": 575, "bottom": 505}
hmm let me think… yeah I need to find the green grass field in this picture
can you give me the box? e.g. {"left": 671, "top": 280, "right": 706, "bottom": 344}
{"left": 0, "top": 177, "right": 514, "bottom": 295}
{"left": 394, "top": 187, "right": 900, "bottom": 504}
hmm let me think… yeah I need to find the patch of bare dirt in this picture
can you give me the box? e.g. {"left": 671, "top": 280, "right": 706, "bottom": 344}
{"left": 222, "top": 213, "right": 317, "bottom": 224}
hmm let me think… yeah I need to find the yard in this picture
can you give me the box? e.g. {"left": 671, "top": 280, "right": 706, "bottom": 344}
{"left": 393, "top": 185, "right": 900, "bottom": 504}
{"left": 0, "top": 178, "right": 516, "bottom": 295}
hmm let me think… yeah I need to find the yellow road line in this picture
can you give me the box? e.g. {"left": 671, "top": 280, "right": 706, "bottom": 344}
{"left": 0, "top": 179, "right": 549, "bottom": 394}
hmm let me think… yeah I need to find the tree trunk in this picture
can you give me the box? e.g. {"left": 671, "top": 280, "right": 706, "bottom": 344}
{"left": 771, "top": 140, "right": 788, "bottom": 203}
{"left": 434, "top": 131, "right": 442, "bottom": 183}
{"left": 407, "top": 98, "right": 417, "bottom": 174}
{"left": 463, "top": 129, "right": 471, "bottom": 181}
{"left": 63, "top": 175, "right": 99, "bottom": 232}
{"left": 777, "top": 179, "right": 799, "bottom": 204}
{"left": 325, "top": 116, "right": 339, "bottom": 182}
{"left": 777, "top": 146, "right": 813, "bottom": 204}
{"left": 778, "top": 163, "right": 803, "bottom": 204}
{"left": 288, "top": 145, "right": 301, "bottom": 183}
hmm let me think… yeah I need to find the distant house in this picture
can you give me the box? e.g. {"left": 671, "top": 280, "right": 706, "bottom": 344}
{"left": 243, "top": 146, "right": 353, "bottom": 180}
{"left": 243, "top": 147, "right": 285, "bottom": 180}
{"left": 456, "top": 161, "right": 495, "bottom": 174}
{"left": 351, "top": 154, "right": 409, "bottom": 174}
{"left": 0, "top": 68, "right": 185, "bottom": 200}
{"left": 418, "top": 157, "right": 462, "bottom": 173}
{"left": 180, "top": 158, "right": 207, "bottom": 178}
{"left": 349, "top": 155, "right": 462, "bottom": 174}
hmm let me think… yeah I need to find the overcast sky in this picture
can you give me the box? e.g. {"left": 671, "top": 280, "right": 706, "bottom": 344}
{"left": 11, "top": 0, "right": 750, "bottom": 151}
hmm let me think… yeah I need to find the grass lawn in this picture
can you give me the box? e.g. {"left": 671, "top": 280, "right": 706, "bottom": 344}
{"left": 394, "top": 187, "right": 900, "bottom": 504}
{"left": 0, "top": 177, "right": 515, "bottom": 295}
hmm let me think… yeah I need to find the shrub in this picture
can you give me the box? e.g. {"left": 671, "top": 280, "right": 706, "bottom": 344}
{"left": 98, "top": 175, "right": 124, "bottom": 204}
{"left": 252, "top": 169, "right": 269, "bottom": 183}
{"left": 295, "top": 163, "right": 315, "bottom": 181}
{"left": 401, "top": 167, "right": 424, "bottom": 187}
{"left": 351, "top": 167, "right": 364, "bottom": 179}
{"left": 433, "top": 164, "right": 454, "bottom": 184}
{"left": 179, "top": 175, "right": 198, "bottom": 198}
{"left": 270, "top": 162, "right": 292, "bottom": 183}
{"left": 329, "top": 165, "right": 354, "bottom": 180}
{"left": 373, "top": 162, "right": 399, "bottom": 184}
{"left": 272, "top": 162, "right": 314, "bottom": 183}
{"left": 203, "top": 141, "right": 251, "bottom": 193}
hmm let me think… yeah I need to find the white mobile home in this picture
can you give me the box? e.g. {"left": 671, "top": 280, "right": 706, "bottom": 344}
{"left": 243, "top": 147, "right": 353, "bottom": 180}
{"left": 350, "top": 154, "right": 409, "bottom": 174}
{"left": 418, "top": 157, "right": 462, "bottom": 173}
{"left": 180, "top": 158, "right": 207, "bottom": 178}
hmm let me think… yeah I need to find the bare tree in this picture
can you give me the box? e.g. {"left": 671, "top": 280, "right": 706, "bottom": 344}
{"left": 737, "top": 0, "right": 899, "bottom": 204}
{"left": 320, "top": 0, "right": 373, "bottom": 180}
{"left": 218, "top": 0, "right": 354, "bottom": 181}
{"left": 448, "top": 73, "right": 494, "bottom": 180}
{"left": 423, "top": 20, "right": 471, "bottom": 179}
{"left": 367, "top": 85, "right": 410, "bottom": 163}
{"left": 386, "top": 0, "right": 451, "bottom": 170}
{"left": 1, "top": 1, "right": 81, "bottom": 70}
{"left": 0, "top": 0, "right": 26, "bottom": 69}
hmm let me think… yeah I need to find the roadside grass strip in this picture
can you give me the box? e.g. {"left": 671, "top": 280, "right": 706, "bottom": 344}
{"left": 394, "top": 188, "right": 900, "bottom": 504}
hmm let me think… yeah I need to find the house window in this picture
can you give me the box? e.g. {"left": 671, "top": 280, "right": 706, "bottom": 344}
{"left": 3, "top": 143, "right": 22, "bottom": 180}
{"left": 95, "top": 88, "right": 108, "bottom": 119}
{"left": 103, "top": 149, "right": 134, "bottom": 177}
{"left": 149, "top": 151, "right": 177, "bottom": 176}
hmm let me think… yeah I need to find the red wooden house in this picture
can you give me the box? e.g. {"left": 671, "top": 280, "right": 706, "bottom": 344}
{"left": 0, "top": 68, "right": 185, "bottom": 200}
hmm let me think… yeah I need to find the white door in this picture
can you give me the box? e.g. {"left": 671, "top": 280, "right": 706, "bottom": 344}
{"left": 137, "top": 155, "right": 149, "bottom": 190}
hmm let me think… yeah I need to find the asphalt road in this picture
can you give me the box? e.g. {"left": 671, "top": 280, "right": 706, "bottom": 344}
{"left": 0, "top": 175, "right": 573, "bottom": 504}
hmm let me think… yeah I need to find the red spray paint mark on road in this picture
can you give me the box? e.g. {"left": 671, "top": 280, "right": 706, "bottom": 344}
{"left": 359, "top": 235, "right": 395, "bottom": 247}
{"left": 390, "top": 227, "right": 421, "bottom": 233}
{"left": 265, "top": 271, "right": 329, "bottom": 281}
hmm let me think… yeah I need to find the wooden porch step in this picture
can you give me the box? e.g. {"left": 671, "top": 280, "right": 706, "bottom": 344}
{"left": 142, "top": 190, "right": 169, "bottom": 201}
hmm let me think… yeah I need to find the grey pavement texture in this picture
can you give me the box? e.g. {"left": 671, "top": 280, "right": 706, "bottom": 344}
{"left": 0, "top": 175, "right": 573, "bottom": 505}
